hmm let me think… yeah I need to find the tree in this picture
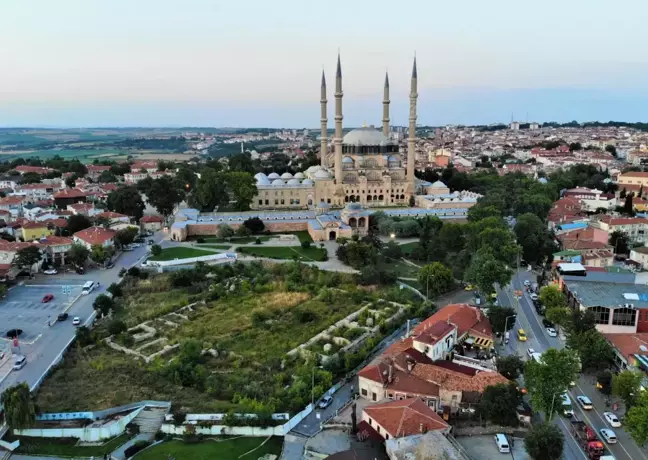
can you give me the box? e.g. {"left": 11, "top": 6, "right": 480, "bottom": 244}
{"left": 609, "top": 230, "right": 630, "bottom": 254}
{"left": 466, "top": 250, "right": 513, "bottom": 295}
{"left": 228, "top": 152, "right": 255, "bottom": 174}
{"left": 76, "top": 326, "right": 93, "bottom": 346}
{"left": 596, "top": 369, "right": 613, "bottom": 396}
{"left": 21, "top": 172, "right": 42, "bottom": 184}
{"left": 524, "top": 423, "right": 564, "bottom": 460}
{"left": 236, "top": 224, "right": 252, "bottom": 237}
{"left": 15, "top": 246, "right": 42, "bottom": 272}
{"left": 382, "top": 241, "right": 403, "bottom": 260}
{"left": 496, "top": 354, "right": 525, "bottom": 380}
{"left": 217, "top": 224, "right": 235, "bottom": 240}
{"left": 567, "top": 329, "right": 613, "bottom": 373}
{"left": 150, "top": 244, "right": 162, "bottom": 256}
{"left": 467, "top": 204, "right": 501, "bottom": 222}
{"left": 626, "top": 390, "right": 648, "bottom": 445}
{"left": 545, "top": 307, "right": 570, "bottom": 331}
{"left": 115, "top": 227, "right": 138, "bottom": 247}
{"left": 93, "top": 294, "right": 114, "bottom": 317}
{"left": 225, "top": 172, "right": 257, "bottom": 211}
{"left": 188, "top": 168, "right": 228, "bottom": 211}
{"left": 107, "top": 282, "right": 123, "bottom": 298}
{"left": 612, "top": 369, "right": 644, "bottom": 409}
{"left": 67, "top": 214, "right": 93, "bottom": 235}
{"left": 538, "top": 285, "right": 567, "bottom": 311}
{"left": 567, "top": 308, "right": 596, "bottom": 336}
{"left": 67, "top": 243, "right": 89, "bottom": 268}
{"left": 417, "top": 262, "right": 454, "bottom": 298}
{"left": 243, "top": 217, "right": 265, "bottom": 234}
{"left": 480, "top": 383, "right": 521, "bottom": 426}
{"left": 486, "top": 305, "right": 517, "bottom": 335}
{"left": 606, "top": 144, "right": 617, "bottom": 157}
{"left": 107, "top": 186, "right": 145, "bottom": 221}
{"left": 97, "top": 170, "right": 118, "bottom": 183}
{"left": 0, "top": 383, "right": 36, "bottom": 429}
{"left": 65, "top": 175, "right": 77, "bottom": 188}
{"left": 90, "top": 244, "right": 113, "bottom": 265}
{"left": 146, "top": 175, "right": 185, "bottom": 218}
{"left": 524, "top": 348, "right": 580, "bottom": 417}
{"left": 569, "top": 142, "right": 582, "bottom": 151}
{"left": 620, "top": 187, "right": 627, "bottom": 199}
{"left": 514, "top": 213, "right": 553, "bottom": 264}
{"left": 108, "top": 319, "right": 127, "bottom": 335}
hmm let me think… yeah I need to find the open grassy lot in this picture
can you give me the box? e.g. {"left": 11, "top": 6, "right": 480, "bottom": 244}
{"left": 148, "top": 247, "right": 215, "bottom": 261}
{"left": 34, "top": 263, "right": 409, "bottom": 414}
{"left": 237, "top": 245, "right": 327, "bottom": 261}
{"left": 398, "top": 242, "right": 419, "bottom": 255}
{"left": 135, "top": 436, "right": 283, "bottom": 460}
{"left": 193, "top": 236, "right": 271, "bottom": 244}
{"left": 7, "top": 433, "right": 129, "bottom": 457}
{"left": 201, "top": 244, "right": 232, "bottom": 250}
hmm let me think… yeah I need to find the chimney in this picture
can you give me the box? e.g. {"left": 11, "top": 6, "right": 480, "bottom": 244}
{"left": 407, "top": 361, "right": 414, "bottom": 372}
{"left": 406, "top": 319, "right": 411, "bottom": 337}
{"left": 420, "top": 423, "right": 427, "bottom": 434}
{"left": 388, "top": 364, "right": 393, "bottom": 383}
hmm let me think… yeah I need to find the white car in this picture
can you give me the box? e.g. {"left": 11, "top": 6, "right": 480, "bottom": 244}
{"left": 523, "top": 280, "right": 531, "bottom": 286}
{"left": 546, "top": 327, "right": 557, "bottom": 337}
{"left": 318, "top": 395, "right": 333, "bottom": 409}
{"left": 529, "top": 293, "right": 539, "bottom": 301}
{"left": 599, "top": 428, "right": 617, "bottom": 444}
{"left": 72, "top": 317, "right": 81, "bottom": 326}
{"left": 603, "top": 411, "right": 621, "bottom": 428}
{"left": 526, "top": 348, "right": 536, "bottom": 358}
{"left": 576, "top": 395, "right": 593, "bottom": 410}
{"left": 43, "top": 269, "right": 58, "bottom": 275}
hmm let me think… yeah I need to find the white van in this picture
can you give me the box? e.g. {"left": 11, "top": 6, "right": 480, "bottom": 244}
{"left": 81, "top": 281, "right": 95, "bottom": 295}
{"left": 13, "top": 356, "right": 26, "bottom": 370}
{"left": 494, "top": 433, "right": 510, "bottom": 453}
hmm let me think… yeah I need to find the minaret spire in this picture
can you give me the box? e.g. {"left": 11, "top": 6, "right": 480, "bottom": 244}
{"left": 382, "top": 72, "right": 390, "bottom": 138}
{"left": 407, "top": 56, "right": 418, "bottom": 184}
{"left": 320, "top": 70, "right": 328, "bottom": 167}
{"left": 334, "top": 52, "right": 344, "bottom": 184}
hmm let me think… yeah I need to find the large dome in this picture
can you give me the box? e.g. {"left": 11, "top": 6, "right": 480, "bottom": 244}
{"left": 343, "top": 127, "right": 391, "bottom": 146}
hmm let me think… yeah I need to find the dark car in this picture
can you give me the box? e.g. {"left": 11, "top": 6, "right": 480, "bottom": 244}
{"left": 106, "top": 261, "right": 115, "bottom": 269}
{"left": 42, "top": 294, "right": 54, "bottom": 303}
{"left": 542, "top": 318, "right": 554, "bottom": 328}
{"left": 57, "top": 313, "right": 69, "bottom": 322}
{"left": 6, "top": 328, "right": 23, "bottom": 338}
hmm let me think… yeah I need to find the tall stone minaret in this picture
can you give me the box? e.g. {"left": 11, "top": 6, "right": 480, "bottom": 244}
{"left": 320, "top": 70, "right": 328, "bottom": 167}
{"left": 407, "top": 57, "right": 418, "bottom": 183}
{"left": 334, "top": 53, "right": 344, "bottom": 183}
{"left": 382, "top": 72, "right": 390, "bottom": 138}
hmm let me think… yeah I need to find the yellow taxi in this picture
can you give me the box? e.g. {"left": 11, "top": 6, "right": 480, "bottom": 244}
{"left": 464, "top": 284, "right": 474, "bottom": 291}
{"left": 517, "top": 328, "right": 528, "bottom": 342}
{"left": 490, "top": 292, "right": 498, "bottom": 299}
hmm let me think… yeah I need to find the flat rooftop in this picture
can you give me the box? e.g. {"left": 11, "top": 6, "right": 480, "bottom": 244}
{"left": 564, "top": 279, "right": 648, "bottom": 308}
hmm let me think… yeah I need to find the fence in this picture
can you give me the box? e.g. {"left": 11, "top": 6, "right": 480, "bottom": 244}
{"left": 161, "top": 424, "right": 283, "bottom": 437}
{"left": 144, "top": 252, "right": 237, "bottom": 268}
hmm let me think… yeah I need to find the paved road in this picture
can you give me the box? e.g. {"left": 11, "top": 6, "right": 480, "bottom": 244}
{"left": 497, "top": 269, "right": 648, "bottom": 460}
{"left": 0, "top": 231, "right": 164, "bottom": 396}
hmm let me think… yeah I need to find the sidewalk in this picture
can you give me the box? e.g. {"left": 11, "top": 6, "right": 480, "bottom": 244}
{"left": 110, "top": 434, "right": 151, "bottom": 460}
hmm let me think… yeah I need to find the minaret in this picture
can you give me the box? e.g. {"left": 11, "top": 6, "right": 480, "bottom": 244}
{"left": 382, "top": 72, "right": 390, "bottom": 138}
{"left": 320, "top": 71, "right": 328, "bottom": 167}
{"left": 334, "top": 53, "right": 344, "bottom": 183}
{"left": 407, "top": 57, "right": 418, "bottom": 183}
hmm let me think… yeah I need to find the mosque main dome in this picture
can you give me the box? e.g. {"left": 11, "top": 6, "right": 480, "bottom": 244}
{"left": 342, "top": 127, "right": 392, "bottom": 146}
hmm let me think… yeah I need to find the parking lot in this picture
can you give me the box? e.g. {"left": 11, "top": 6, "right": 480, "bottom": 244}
{"left": 0, "top": 282, "right": 85, "bottom": 344}
{"left": 457, "top": 435, "right": 529, "bottom": 459}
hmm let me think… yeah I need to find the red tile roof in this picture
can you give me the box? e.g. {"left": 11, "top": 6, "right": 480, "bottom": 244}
{"left": 21, "top": 221, "right": 49, "bottom": 229}
{"left": 37, "top": 236, "right": 73, "bottom": 246}
{"left": 414, "top": 304, "right": 492, "bottom": 341}
{"left": 87, "top": 165, "right": 111, "bottom": 173}
{"left": 411, "top": 362, "right": 509, "bottom": 392}
{"left": 73, "top": 226, "right": 117, "bottom": 245}
{"left": 603, "top": 333, "right": 648, "bottom": 362}
{"left": 620, "top": 171, "right": 648, "bottom": 178}
{"left": 363, "top": 398, "right": 449, "bottom": 438}
{"left": 54, "top": 188, "right": 88, "bottom": 199}
{"left": 140, "top": 215, "right": 164, "bottom": 223}
{"left": 96, "top": 211, "right": 129, "bottom": 219}
{"left": 15, "top": 165, "right": 53, "bottom": 174}
{"left": 0, "top": 196, "right": 25, "bottom": 205}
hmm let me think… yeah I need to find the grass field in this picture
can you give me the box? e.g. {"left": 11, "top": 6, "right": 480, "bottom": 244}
{"left": 202, "top": 244, "right": 232, "bottom": 250}
{"left": 148, "top": 247, "right": 215, "bottom": 261}
{"left": 9, "top": 433, "right": 129, "bottom": 457}
{"left": 135, "top": 437, "right": 283, "bottom": 460}
{"left": 237, "top": 245, "right": 327, "bottom": 261}
{"left": 194, "top": 236, "right": 271, "bottom": 244}
{"left": 399, "top": 242, "right": 419, "bottom": 255}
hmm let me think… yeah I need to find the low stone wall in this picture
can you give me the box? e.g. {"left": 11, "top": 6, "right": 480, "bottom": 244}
{"left": 161, "top": 423, "right": 283, "bottom": 437}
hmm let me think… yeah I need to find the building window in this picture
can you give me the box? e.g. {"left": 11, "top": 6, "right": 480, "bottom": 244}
{"left": 368, "top": 418, "right": 372, "bottom": 426}
{"left": 388, "top": 393, "right": 393, "bottom": 399}
{"left": 281, "top": 199, "right": 285, "bottom": 205}
{"left": 377, "top": 426, "right": 381, "bottom": 433}
{"left": 590, "top": 306, "right": 610, "bottom": 325}
{"left": 361, "top": 388, "right": 367, "bottom": 396}
{"left": 295, "top": 199, "right": 300, "bottom": 205}
{"left": 385, "top": 434, "right": 389, "bottom": 440}
{"left": 372, "top": 392, "right": 377, "bottom": 401}
{"left": 612, "top": 308, "right": 637, "bottom": 327}
{"left": 274, "top": 199, "right": 279, "bottom": 205}
{"left": 265, "top": 200, "right": 269, "bottom": 205}
{"left": 258, "top": 200, "right": 263, "bottom": 205}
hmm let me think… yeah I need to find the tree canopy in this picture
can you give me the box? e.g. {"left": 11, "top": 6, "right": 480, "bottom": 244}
{"left": 14, "top": 246, "right": 42, "bottom": 271}
{"left": 480, "top": 383, "right": 521, "bottom": 426}
{"left": 0, "top": 383, "right": 36, "bottom": 429}
{"left": 106, "top": 185, "right": 145, "bottom": 221}
{"left": 524, "top": 423, "right": 564, "bottom": 460}
{"left": 524, "top": 348, "right": 580, "bottom": 417}
{"left": 418, "top": 262, "right": 454, "bottom": 298}
{"left": 146, "top": 175, "right": 185, "bottom": 218}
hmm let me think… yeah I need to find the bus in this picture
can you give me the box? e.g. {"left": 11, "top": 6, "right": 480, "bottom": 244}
{"left": 81, "top": 281, "right": 96, "bottom": 295}
{"left": 560, "top": 392, "right": 574, "bottom": 417}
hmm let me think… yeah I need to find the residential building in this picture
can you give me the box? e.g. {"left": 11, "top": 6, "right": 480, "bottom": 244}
{"left": 15, "top": 165, "right": 54, "bottom": 175}
{"left": 15, "top": 183, "right": 59, "bottom": 201}
{"left": 73, "top": 226, "right": 117, "bottom": 249}
{"left": 618, "top": 171, "right": 648, "bottom": 188}
{"left": 603, "top": 333, "right": 648, "bottom": 371}
{"left": 0, "top": 240, "right": 45, "bottom": 277}
{"left": 96, "top": 211, "right": 130, "bottom": 226}
{"left": 361, "top": 398, "right": 450, "bottom": 441}
{"left": 21, "top": 221, "right": 55, "bottom": 241}
{"left": 0, "top": 196, "right": 25, "bottom": 217}
{"left": 67, "top": 203, "right": 95, "bottom": 216}
{"left": 631, "top": 247, "right": 648, "bottom": 269}
{"left": 38, "top": 236, "right": 74, "bottom": 265}
{"left": 86, "top": 165, "right": 111, "bottom": 180}
{"left": 592, "top": 216, "right": 648, "bottom": 244}
{"left": 140, "top": 215, "right": 164, "bottom": 232}
{"left": 54, "top": 188, "right": 88, "bottom": 209}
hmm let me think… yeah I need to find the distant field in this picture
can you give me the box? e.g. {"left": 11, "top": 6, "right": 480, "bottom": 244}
{"left": 0, "top": 149, "right": 194, "bottom": 163}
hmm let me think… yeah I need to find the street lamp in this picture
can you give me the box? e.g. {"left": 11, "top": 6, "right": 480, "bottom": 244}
{"left": 390, "top": 233, "right": 395, "bottom": 240}
{"left": 501, "top": 315, "right": 516, "bottom": 344}
{"left": 548, "top": 390, "right": 564, "bottom": 421}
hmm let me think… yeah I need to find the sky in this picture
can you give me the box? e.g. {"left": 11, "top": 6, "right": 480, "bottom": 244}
{"left": 1, "top": 0, "right": 648, "bottom": 128}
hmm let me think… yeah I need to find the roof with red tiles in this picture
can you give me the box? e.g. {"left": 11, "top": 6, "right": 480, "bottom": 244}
{"left": 37, "top": 236, "right": 73, "bottom": 246}
{"left": 96, "top": 211, "right": 129, "bottom": 219}
{"left": 87, "top": 165, "right": 111, "bottom": 172}
{"left": 363, "top": 398, "right": 449, "bottom": 438}
{"left": 21, "top": 221, "right": 50, "bottom": 229}
{"left": 54, "top": 188, "right": 88, "bottom": 199}
{"left": 17, "top": 183, "right": 53, "bottom": 190}
{"left": 15, "top": 165, "right": 53, "bottom": 174}
{"left": 73, "top": 226, "right": 117, "bottom": 245}
{"left": 603, "top": 333, "right": 648, "bottom": 362}
{"left": 410, "top": 362, "right": 509, "bottom": 392}
{"left": 413, "top": 304, "right": 492, "bottom": 340}
{"left": 619, "top": 171, "right": 648, "bottom": 178}
{"left": 140, "top": 215, "right": 164, "bottom": 223}
{"left": 0, "top": 196, "right": 25, "bottom": 205}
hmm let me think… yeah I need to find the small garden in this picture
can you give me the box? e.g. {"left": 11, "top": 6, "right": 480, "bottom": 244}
{"left": 134, "top": 436, "right": 283, "bottom": 460}
{"left": 35, "top": 261, "right": 425, "bottom": 415}
{"left": 237, "top": 244, "right": 327, "bottom": 261}
{"left": 5, "top": 433, "right": 129, "bottom": 457}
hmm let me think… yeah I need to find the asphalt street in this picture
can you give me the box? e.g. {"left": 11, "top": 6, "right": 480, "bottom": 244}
{"left": 497, "top": 269, "right": 648, "bottom": 460}
{"left": 0, "top": 231, "right": 164, "bottom": 395}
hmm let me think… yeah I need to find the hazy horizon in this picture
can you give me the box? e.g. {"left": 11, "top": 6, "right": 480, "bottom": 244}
{"left": 2, "top": 0, "right": 647, "bottom": 128}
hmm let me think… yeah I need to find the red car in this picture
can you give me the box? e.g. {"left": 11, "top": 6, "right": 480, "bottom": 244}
{"left": 42, "top": 294, "right": 54, "bottom": 303}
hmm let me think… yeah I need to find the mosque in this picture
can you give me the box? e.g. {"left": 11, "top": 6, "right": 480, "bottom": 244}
{"left": 170, "top": 55, "right": 481, "bottom": 242}
{"left": 250, "top": 54, "right": 417, "bottom": 210}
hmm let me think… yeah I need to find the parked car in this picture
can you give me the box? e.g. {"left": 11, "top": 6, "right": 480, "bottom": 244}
{"left": 546, "top": 327, "right": 557, "bottom": 337}
{"left": 6, "top": 328, "right": 23, "bottom": 338}
{"left": 603, "top": 412, "right": 621, "bottom": 428}
{"left": 57, "top": 313, "right": 69, "bottom": 322}
{"left": 526, "top": 347, "right": 536, "bottom": 358}
{"left": 599, "top": 428, "right": 617, "bottom": 444}
{"left": 147, "top": 239, "right": 154, "bottom": 245}
{"left": 529, "top": 293, "right": 539, "bottom": 301}
{"left": 106, "top": 261, "right": 115, "bottom": 269}
{"left": 72, "top": 317, "right": 81, "bottom": 326}
{"left": 42, "top": 294, "right": 54, "bottom": 303}
{"left": 43, "top": 269, "right": 58, "bottom": 275}
{"left": 517, "top": 328, "right": 528, "bottom": 342}
{"left": 523, "top": 280, "right": 531, "bottom": 286}
{"left": 318, "top": 395, "right": 333, "bottom": 409}
{"left": 576, "top": 395, "right": 593, "bottom": 410}
{"left": 542, "top": 318, "right": 554, "bottom": 328}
